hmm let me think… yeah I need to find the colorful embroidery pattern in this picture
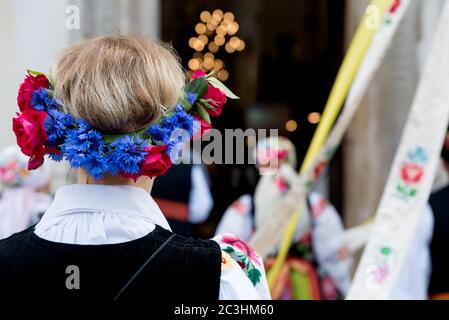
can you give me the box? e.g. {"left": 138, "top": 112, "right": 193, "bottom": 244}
{"left": 396, "top": 146, "right": 428, "bottom": 200}
{"left": 221, "top": 251, "right": 234, "bottom": 272}
{"left": 365, "top": 246, "right": 393, "bottom": 289}
{"left": 384, "top": 0, "right": 402, "bottom": 24}
{"left": 218, "top": 235, "right": 263, "bottom": 286}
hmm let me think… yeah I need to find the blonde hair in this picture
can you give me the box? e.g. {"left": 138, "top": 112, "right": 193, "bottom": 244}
{"left": 52, "top": 35, "right": 185, "bottom": 133}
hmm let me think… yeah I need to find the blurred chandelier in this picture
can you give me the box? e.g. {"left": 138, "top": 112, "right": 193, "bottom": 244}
{"left": 188, "top": 9, "right": 245, "bottom": 82}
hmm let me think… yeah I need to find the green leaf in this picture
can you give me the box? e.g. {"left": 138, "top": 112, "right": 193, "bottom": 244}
{"left": 27, "top": 69, "right": 46, "bottom": 77}
{"left": 207, "top": 77, "right": 240, "bottom": 99}
{"left": 380, "top": 247, "right": 392, "bottom": 256}
{"left": 207, "top": 70, "right": 217, "bottom": 78}
{"left": 195, "top": 103, "right": 211, "bottom": 124}
{"left": 247, "top": 268, "right": 262, "bottom": 286}
{"left": 186, "top": 77, "right": 208, "bottom": 97}
{"left": 178, "top": 92, "right": 193, "bottom": 112}
{"left": 223, "top": 246, "right": 235, "bottom": 254}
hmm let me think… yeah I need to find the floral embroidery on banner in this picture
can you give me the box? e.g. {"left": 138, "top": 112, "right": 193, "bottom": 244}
{"left": 221, "top": 251, "right": 234, "bottom": 272}
{"left": 389, "top": 0, "right": 401, "bottom": 13}
{"left": 396, "top": 146, "right": 428, "bottom": 200}
{"left": 274, "top": 176, "right": 289, "bottom": 193}
{"left": 230, "top": 199, "right": 248, "bottom": 216}
{"left": 384, "top": 0, "right": 401, "bottom": 25}
{"left": 365, "top": 246, "right": 393, "bottom": 289}
{"left": 218, "top": 234, "right": 263, "bottom": 286}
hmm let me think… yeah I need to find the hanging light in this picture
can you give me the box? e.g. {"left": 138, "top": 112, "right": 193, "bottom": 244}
{"left": 208, "top": 42, "right": 219, "bottom": 53}
{"left": 188, "top": 58, "right": 201, "bottom": 71}
{"left": 195, "top": 23, "right": 207, "bottom": 35}
{"left": 308, "top": 112, "right": 321, "bottom": 124}
{"left": 227, "top": 22, "right": 239, "bottom": 35}
{"left": 229, "top": 36, "right": 241, "bottom": 49}
{"left": 200, "top": 11, "right": 211, "bottom": 23}
{"left": 212, "top": 9, "right": 224, "bottom": 22}
{"left": 217, "top": 69, "right": 229, "bottom": 81}
{"left": 214, "top": 35, "right": 225, "bottom": 46}
{"left": 236, "top": 40, "right": 246, "bottom": 51}
{"left": 198, "top": 34, "right": 208, "bottom": 45}
{"left": 285, "top": 120, "right": 298, "bottom": 132}
{"left": 225, "top": 42, "right": 236, "bottom": 53}
{"left": 189, "top": 37, "right": 197, "bottom": 49}
{"left": 213, "top": 59, "right": 224, "bottom": 71}
{"left": 216, "top": 25, "right": 227, "bottom": 36}
{"left": 223, "top": 12, "right": 235, "bottom": 22}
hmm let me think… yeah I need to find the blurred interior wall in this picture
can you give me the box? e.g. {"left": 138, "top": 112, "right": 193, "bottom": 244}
{"left": 0, "top": 0, "right": 70, "bottom": 149}
{"left": 0, "top": 0, "right": 161, "bottom": 150}
{"left": 0, "top": 0, "right": 161, "bottom": 190}
{"left": 343, "top": 0, "right": 446, "bottom": 228}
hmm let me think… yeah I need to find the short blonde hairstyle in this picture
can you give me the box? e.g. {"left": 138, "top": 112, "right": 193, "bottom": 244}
{"left": 52, "top": 35, "right": 185, "bottom": 133}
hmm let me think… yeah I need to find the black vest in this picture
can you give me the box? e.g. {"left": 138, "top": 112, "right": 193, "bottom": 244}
{"left": 429, "top": 186, "right": 449, "bottom": 295}
{"left": 0, "top": 225, "right": 221, "bottom": 301}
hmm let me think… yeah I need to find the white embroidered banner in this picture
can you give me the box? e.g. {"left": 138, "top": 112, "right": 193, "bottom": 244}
{"left": 347, "top": 1, "right": 449, "bottom": 299}
{"left": 250, "top": 1, "right": 410, "bottom": 257}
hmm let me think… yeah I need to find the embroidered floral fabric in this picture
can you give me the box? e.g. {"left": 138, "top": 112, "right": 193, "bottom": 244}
{"left": 214, "top": 234, "right": 271, "bottom": 300}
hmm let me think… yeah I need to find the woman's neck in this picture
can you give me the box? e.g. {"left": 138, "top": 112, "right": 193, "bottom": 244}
{"left": 77, "top": 169, "right": 154, "bottom": 193}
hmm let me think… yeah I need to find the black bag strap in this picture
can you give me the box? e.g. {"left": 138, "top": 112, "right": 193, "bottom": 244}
{"left": 114, "top": 234, "right": 176, "bottom": 300}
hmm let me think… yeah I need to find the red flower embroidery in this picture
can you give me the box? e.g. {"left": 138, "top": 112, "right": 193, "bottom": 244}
{"left": 231, "top": 199, "right": 248, "bottom": 215}
{"left": 400, "top": 163, "right": 424, "bottom": 185}
{"left": 222, "top": 235, "right": 261, "bottom": 266}
{"left": 313, "top": 160, "right": 328, "bottom": 180}
{"left": 389, "top": 0, "right": 401, "bottom": 13}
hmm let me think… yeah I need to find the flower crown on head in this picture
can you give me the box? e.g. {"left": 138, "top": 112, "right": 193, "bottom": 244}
{"left": 13, "top": 69, "right": 238, "bottom": 179}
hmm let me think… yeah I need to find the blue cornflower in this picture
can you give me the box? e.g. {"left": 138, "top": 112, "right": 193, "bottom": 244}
{"left": 48, "top": 152, "right": 63, "bottom": 162}
{"left": 62, "top": 121, "right": 105, "bottom": 168}
{"left": 45, "top": 109, "right": 75, "bottom": 147}
{"left": 174, "top": 108, "right": 194, "bottom": 136}
{"left": 85, "top": 153, "right": 110, "bottom": 180}
{"left": 187, "top": 92, "right": 198, "bottom": 105}
{"left": 147, "top": 124, "right": 171, "bottom": 145}
{"left": 161, "top": 113, "right": 179, "bottom": 131}
{"left": 109, "top": 135, "right": 148, "bottom": 174}
{"left": 31, "top": 88, "right": 59, "bottom": 111}
{"left": 161, "top": 107, "right": 194, "bottom": 137}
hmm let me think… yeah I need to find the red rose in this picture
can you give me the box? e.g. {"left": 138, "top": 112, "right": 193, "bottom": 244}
{"left": 192, "top": 115, "right": 212, "bottom": 140}
{"left": 203, "top": 85, "right": 227, "bottom": 117}
{"left": 12, "top": 109, "right": 48, "bottom": 170}
{"left": 400, "top": 163, "right": 424, "bottom": 185}
{"left": 17, "top": 73, "right": 49, "bottom": 112}
{"left": 141, "top": 145, "right": 172, "bottom": 177}
{"left": 191, "top": 70, "right": 207, "bottom": 79}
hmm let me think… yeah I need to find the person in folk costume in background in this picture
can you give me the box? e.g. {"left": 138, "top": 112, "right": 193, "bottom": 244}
{"left": 0, "top": 145, "right": 53, "bottom": 240}
{"left": 0, "top": 35, "right": 270, "bottom": 300}
{"left": 216, "top": 136, "right": 352, "bottom": 300}
{"left": 152, "top": 144, "right": 213, "bottom": 237}
{"left": 427, "top": 129, "right": 449, "bottom": 299}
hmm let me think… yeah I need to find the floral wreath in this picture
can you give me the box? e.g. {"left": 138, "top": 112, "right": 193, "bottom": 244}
{"left": 12, "top": 69, "right": 237, "bottom": 179}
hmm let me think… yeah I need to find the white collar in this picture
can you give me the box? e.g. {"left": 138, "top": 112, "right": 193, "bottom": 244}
{"left": 35, "top": 184, "right": 171, "bottom": 239}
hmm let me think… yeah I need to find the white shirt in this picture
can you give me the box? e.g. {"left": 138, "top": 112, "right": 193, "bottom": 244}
{"left": 35, "top": 184, "right": 270, "bottom": 300}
